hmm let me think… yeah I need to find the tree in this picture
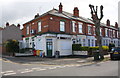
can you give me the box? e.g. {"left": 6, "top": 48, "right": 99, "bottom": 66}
{"left": 4, "top": 39, "right": 19, "bottom": 55}
{"left": 89, "top": 4, "right": 104, "bottom": 60}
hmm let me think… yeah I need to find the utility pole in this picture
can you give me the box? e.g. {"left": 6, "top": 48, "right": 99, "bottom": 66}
{"left": 89, "top": 4, "right": 104, "bottom": 60}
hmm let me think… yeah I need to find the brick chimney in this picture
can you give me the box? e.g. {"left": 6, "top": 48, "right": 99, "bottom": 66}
{"left": 6, "top": 22, "right": 9, "bottom": 27}
{"left": 73, "top": 7, "right": 79, "bottom": 17}
{"left": 106, "top": 19, "right": 110, "bottom": 26}
{"left": 115, "top": 22, "right": 118, "bottom": 28}
{"left": 58, "top": 2, "right": 63, "bottom": 13}
{"left": 17, "top": 24, "right": 20, "bottom": 28}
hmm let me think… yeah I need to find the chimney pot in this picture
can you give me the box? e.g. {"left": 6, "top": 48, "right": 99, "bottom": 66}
{"left": 58, "top": 2, "right": 63, "bottom": 13}
{"left": 34, "top": 13, "right": 39, "bottom": 18}
{"left": 115, "top": 22, "right": 118, "bottom": 28}
{"left": 73, "top": 7, "right": 79, "bottom": 17}
{"left": 106, "top": 19, "right": 110, "bottom": 26}
{"left": 17, "top": 24, "right": 20, "bottom": 28}
{"left": 6, "top": 22, "right": 9, "bottom": 26}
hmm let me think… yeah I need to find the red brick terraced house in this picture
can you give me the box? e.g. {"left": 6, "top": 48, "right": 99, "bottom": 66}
{"left": 22, "top": 3, "right": 119, "bottom": 57}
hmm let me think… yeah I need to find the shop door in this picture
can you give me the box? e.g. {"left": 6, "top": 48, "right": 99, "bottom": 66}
{"left": 46, "top": 39, "right": 53, "bottom": 57}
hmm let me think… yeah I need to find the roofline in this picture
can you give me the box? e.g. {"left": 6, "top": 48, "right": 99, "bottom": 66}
{"left": 23, "top": 9, "right": 119, "bottom": 30}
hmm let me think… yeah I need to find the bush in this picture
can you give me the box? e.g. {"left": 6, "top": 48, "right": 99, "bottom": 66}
{"left": 4, "top": 39, "right": 19, "bottom": 53}
{"left": 80, "top": 46, "right": 89, "bottom": 51}
{"left": 72, "top": 44, "right": 81, "bottom": 51}
{"left": 72, "top": 44, "right": 109, "bottom": 51}
{"left": 89, "top": 46, "right": 109, "bottom": 51}
{"left": 102, "top": 46, "right": 109, "bottom": 51}
{"left": 89, "top": 46, "right": 99, "bottom": 51}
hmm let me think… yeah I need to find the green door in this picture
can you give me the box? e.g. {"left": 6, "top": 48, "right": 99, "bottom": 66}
{"left": 46, "top": 39, "right": 53, "bottom": 57}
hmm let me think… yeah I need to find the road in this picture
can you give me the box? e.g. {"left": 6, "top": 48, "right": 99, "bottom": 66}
{"left": 0, "top": 57, "right": 119, "bottom": 76}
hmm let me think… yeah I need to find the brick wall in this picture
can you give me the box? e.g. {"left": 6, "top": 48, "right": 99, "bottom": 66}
{"left": 22, "top": 14, "right": 119, "bottom": 39}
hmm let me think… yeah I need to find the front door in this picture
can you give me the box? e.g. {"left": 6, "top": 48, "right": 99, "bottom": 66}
{"left": 46, "top": 39, "right": 53, "bottom": 57}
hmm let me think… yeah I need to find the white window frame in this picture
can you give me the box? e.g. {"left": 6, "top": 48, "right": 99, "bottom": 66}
{"left": 111, "top": 29, "right": 112, "bottom": 37}
{"left": 93, "top": 26, "right": 96, "bottom": 35}
{"left": 78, "top": 22, "right": 83, "bottom": 33}
{"left": 113, "top": 30, "right": 115, "bottom": 38}
{"left": 72, "top": 21, "right": 76, "bottom": 32}
{"left": 100, "top": 28, "right": 102, "bottom": 36}
{"left": 88, "top": 25, "right": 92, "bottom": 35}
{"left": 117, "top": 31, "right": 118, "bottom": 38}
{"left": 38, "top": 21, "right": 41, "bottom": 32}
{"left": 26, "top": 26, "right": 29, "bottom": 35}
{"left": 60, "top": 21, "right": 65, "bottom": 32}
{"left": 109, "top": 29, "right": 111, "bottom": 37}
{"left": 105, "top": 28, "right": 108, "bottom": 37}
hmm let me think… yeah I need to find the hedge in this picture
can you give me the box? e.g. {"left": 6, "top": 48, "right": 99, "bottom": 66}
{"left": 72, "top": 44, "right": 81, "bottom": 51}
{"left": 72, "top": 44, "right": 109, "bottom": 51}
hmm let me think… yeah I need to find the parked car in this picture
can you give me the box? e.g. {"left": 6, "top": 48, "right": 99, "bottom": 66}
{"left": 110, "top": 47, "right": 120, "bottom": 60}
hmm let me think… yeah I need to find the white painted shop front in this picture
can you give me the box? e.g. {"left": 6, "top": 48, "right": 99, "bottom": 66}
{"left": 23, "top": 34, "right": 72, "bottom": 57}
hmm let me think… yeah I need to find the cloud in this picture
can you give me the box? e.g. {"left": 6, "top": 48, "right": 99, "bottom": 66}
{"left": 0, "top": 0, "right": 119, "bottom": 28}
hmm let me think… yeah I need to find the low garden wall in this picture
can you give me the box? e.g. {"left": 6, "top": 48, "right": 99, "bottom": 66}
{"left": 72, "top": 44, "right": 109, "bottom": 56}
{"left": 73, "top": 51, "right": 88, "bottom": 55}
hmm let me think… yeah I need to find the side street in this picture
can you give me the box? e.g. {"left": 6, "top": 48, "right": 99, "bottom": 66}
{"left": 1, "top": 55, "right": 110, "bottom": 65}
{"left": 0, "top": 54, "right": 118, "bottom": 76}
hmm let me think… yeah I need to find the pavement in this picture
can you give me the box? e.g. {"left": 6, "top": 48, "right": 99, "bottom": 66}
{"left": 1, "top": 54, "right": 111, "bottom": 65}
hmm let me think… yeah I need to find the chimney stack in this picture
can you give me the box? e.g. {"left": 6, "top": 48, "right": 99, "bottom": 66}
{"left": 58, "top": 2, "right": 63, "bottom": 13}
{"left": 106, "top": 19, "right": 110, "bottom": 26}
{"left": 6, "top": 22, "right": 9, "bottom": 27}
{"left": 73, "top": 7, "right": 79, "bottom": 17}
{"left": 115, "top": 22, "right": 118, "bottom": 28}
{"left": 17, "top": 24, "right": 20, "bottom": 28}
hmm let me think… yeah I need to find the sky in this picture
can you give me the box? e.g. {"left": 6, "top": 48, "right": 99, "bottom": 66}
{"left": 0, "top": 0, "right": 119, "bottom": 29}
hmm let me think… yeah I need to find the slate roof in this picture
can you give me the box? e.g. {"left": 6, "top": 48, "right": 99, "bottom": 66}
{"left": 24, "top": 9, "right": 94, "bottom": 24}
{"left": 24, "top": 8, "right": 118, "bottom": 30}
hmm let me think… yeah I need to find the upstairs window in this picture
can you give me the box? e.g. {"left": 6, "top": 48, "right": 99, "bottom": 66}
{"left": 60, "top": 21, "right": 65, "bottom": 32}
{"left": 88, "top": 25, "right": 92, "bottom": 35}
{"left": 105, "top": 28, "right": 108, "bottom": 37}
{"left": 78, "top": 22, "right": 83, "bottom": 33}
{"left": 38, "top": 21, "right": 41, "bottom": 32}
{"left": 26, "top": 26, "right": 29, "bottom": 35}
{"left": 113, "top": 30, "right": 115, "bottom": 38}
{"left": 72, "top": 21, "right": 76, "bottom": 32}
{"left": 117, "top": 31, "right": 118, "bottom": 38}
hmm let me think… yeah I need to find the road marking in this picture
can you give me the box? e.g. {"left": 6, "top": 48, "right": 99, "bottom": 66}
{"left": 48, "top": 67, "right": 57, "bottom": 69}
{"left": 31, "top": 67, "right": 40, "bottom": 70}
{"left": 3, "top": 72, "right": 16, "bottom": 76}
{"left": 2, "top": 70, "right": 16, "bottom": 76}
{"left": 1, "top": 72, "right": 5, "bottom": 74}
{"left": 2, "top": 70, "right": 14, "bottom": 73}
{"left": 21, "top": 70, "right": 33, "bottom": 73}
{"left": 35, "top": 68, "right": 46, "bottom": 71}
